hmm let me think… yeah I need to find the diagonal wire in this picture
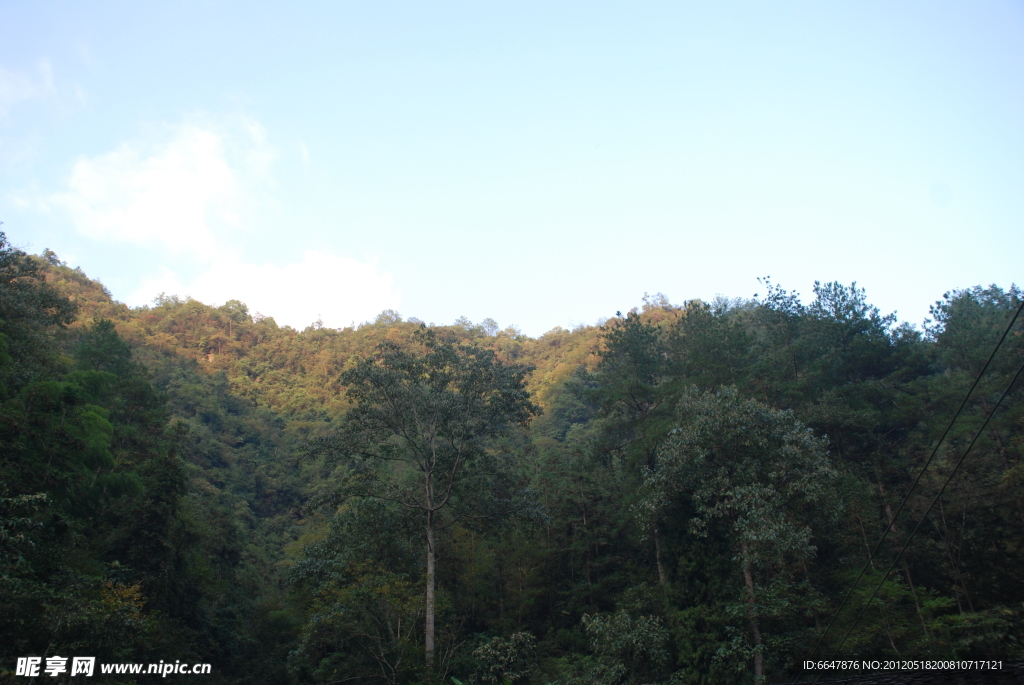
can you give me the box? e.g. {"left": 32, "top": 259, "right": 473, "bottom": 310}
{"left": 811, "top": 352, "right": 1024, "bottom": 683}
{"left": 806, "top": 298, "right": 1024, "bottom": 664}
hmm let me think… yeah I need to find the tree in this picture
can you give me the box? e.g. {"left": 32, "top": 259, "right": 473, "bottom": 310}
{"left": 590, "top": 310, "right": 675, "bottom": 584}
{"left": 0, "top": 231, "right": 76, "bottom": 394}
{"left": 640, "top": 387, "right": 840, "bottom": 682}
{"left": 306, "top": 328, "right": 539, "bottom": 669}
{"left": 668, "top": 298, "right": 752, "bottom": 393}
{"left": 290, "top": 499, "right": 423, "bottom": 685}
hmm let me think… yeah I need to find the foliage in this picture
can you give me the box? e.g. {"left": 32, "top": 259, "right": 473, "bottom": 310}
{"left": 641, "top": 387, "right": 840, "bottom": 680}
{"left": 303, "top": 328, "right": 539, "bottom": 672}
{"left": 472, "top": 632, "right": 536, "bottom": 685}
{"left": 1, "top": 229, "right": 1021, "bottom": 684}
{"left": 581, "top": 610, "right": 669, "bottom": 684}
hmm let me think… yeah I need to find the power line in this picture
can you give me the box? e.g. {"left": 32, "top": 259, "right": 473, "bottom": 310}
{"left": 812, "top": 352, "right": 1024, "bottom": 683}
{"left": 806, "top": 298, "right": 1024, "bottom": 664}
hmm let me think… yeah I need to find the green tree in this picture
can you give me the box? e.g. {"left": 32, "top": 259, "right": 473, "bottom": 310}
{"left": 306, "top": 328, "right": 538, "bottom": 670}
{"left": 640, "top": 387, "right": 840, "bottom": 682}
{"left": 668, "top": 298, "right": 751, "bottom": 392}
{"left": 472, "top": 631, "right": 537, "bottom": 685}
{"left": 590, "top": 310, "right": 676, "bottom": 584}
{"left": 0, "top": 232, "right": 76, "bottom": 394}
{"left": 290, "top": 500, "right": 423, "bottom": 685}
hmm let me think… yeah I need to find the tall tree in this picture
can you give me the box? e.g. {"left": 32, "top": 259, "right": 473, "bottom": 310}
{"left": 590, "top": 310, "right": 675, "bottom": 584}
{"left": 640, "top": 387, "right": 840, "bottom": 682}
{"left": 306, "top": 328, "right": 538, "bottom": 669}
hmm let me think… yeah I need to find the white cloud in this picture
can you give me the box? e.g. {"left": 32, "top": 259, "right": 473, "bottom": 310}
{"left": 53, "top": 117, "right": 401, "bottom": 329}
{"left": 240, "top": 118, "right": 275, "bottom": 176}
{"left": 0, "top": 60, "right": 55, "bottom": 115}
{"left": 54, "top": 124, "right": 242, "bottom": 257}
{"left": 131, "top": 250, "right": 401, "bottom": 330}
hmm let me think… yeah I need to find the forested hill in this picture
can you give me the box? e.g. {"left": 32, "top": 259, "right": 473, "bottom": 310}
{"left": 40, "top": 251, "right": 607, "bottom": 420}
{"left": 2, "top": 234, "right": 1023, "bottom": 685}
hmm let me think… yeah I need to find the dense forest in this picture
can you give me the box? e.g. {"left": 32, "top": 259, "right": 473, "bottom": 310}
{"left": 1, "top": 229, "right": 1022, "bottom": 684}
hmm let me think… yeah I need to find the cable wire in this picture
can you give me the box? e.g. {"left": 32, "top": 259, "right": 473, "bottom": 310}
{"left": 811, "top": 352, "right": 1024, "bottom": 683}
{"left": 806, "top": 298, "right": 1024, "bottom": 663}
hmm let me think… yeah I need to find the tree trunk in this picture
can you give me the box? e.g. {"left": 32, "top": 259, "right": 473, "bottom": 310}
{"left": 901, "top": 564, "right": 931, "bottom": 639}
{"left": 936, "top": 497, "right": 973, "bottom": 613}
{"left": 740, "top": 541, "right": 763, "bottom": 683}
{"left": 877, "top": 479, "right": 930, "bottom": 638}
{"left": 654, "top": 527, "right": 667, "bottom": 586}
{"left": 875, "top": 468, "right": 909, "bottom": 629}
{"left": 425, "top": 506, "right": 436, "bottom": 669}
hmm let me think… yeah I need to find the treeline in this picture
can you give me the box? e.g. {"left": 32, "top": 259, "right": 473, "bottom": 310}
{"left": 1, "top": 231, "right": 1022, "bottom": 684}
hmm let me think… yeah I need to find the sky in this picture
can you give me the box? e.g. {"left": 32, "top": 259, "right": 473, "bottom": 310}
{"left": 1, "top": 1, "right": 1022, "bottom": 335}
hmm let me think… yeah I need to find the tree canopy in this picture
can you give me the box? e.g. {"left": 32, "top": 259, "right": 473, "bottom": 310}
{"left": 304, "top": 328, "right": 539, "bottom": 672}
{"left": 2, "top": 230, "right": 1022, "bottom": 685}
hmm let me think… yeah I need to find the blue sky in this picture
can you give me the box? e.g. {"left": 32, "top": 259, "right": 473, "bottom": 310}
{"left": 1, "top": 1, "right": 1022, "bottom": 334}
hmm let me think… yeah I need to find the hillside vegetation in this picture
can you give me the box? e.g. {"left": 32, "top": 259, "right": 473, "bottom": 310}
{"left": 2, "top": 233, "right": 1023, "bottom": 684}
